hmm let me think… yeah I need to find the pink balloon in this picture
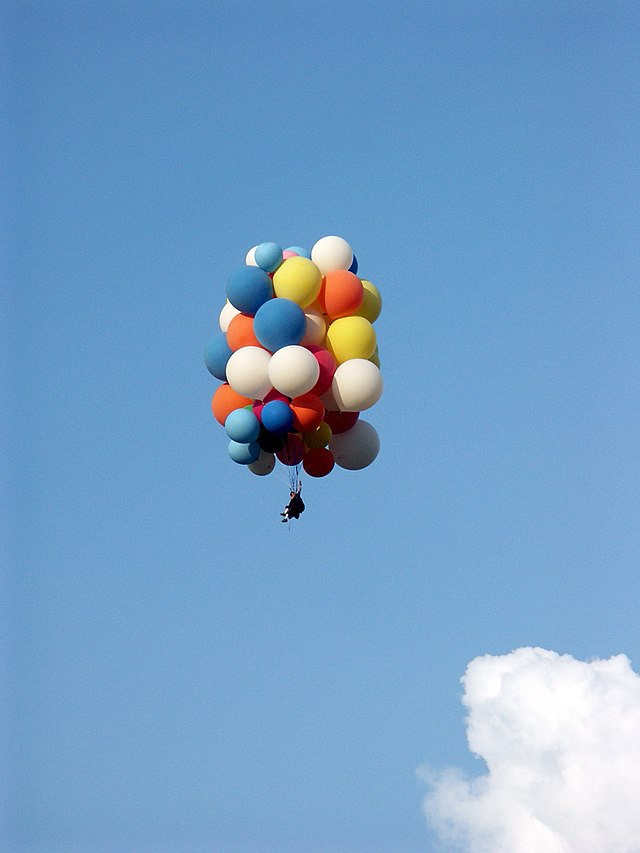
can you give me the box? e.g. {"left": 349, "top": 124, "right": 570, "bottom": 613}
{"left": 306, "top": 345, "right": 337, "bottom": 395}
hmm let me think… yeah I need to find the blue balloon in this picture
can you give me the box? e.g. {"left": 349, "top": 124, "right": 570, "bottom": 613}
{"left": 285, "top": 245, "right": 311, "bottom": 259}
{"left": 348, "top": 253, "right": 358, "bottom": 274}
{"left": 255, "top": 242, "right": 283, "bottom": 273}
{"left": 261, "top": 399, "right": 293, "bottom": 435}
{"left": 225, "top": 408, "right": 261, "bottom": 443}
{"left": 228, "top": 439, "right": 261, "bottom": 464}
{"left": 226, "top": 266, "right": 273, "bottom": 315}
{"left": 204, "top": 333, "right": 233, "bottom": 381}
{"left": 253, "top": 297, "right": 306, "bottom": 351}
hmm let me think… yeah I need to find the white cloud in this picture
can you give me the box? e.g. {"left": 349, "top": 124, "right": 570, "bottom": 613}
{"left": 420, "top": 647, "right": 640, "bottom": 853}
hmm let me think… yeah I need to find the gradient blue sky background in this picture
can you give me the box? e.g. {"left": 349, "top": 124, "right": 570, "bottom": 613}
{"left": 4, "top": 2, "right": 640, "bottom": 851}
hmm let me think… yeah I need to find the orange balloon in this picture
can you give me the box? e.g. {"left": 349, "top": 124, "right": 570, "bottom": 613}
{"left": 317, "top": 270, "right": 364, "bottom": 320}
{"left": 211, "top": 383, "right": 252, "bottom": 425}
{"left": 290, "top": 392, "right": 325, "bottom": 432}
{"left": 303, "top": 447, "right": 335, "bottom": 477}
{"left": 226, "top": 313, "right": 262, "bottom": 351}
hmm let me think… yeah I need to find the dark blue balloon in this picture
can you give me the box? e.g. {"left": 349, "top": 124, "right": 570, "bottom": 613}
{"left": 261, "top": 399, "right": 294, "bottom": 435}
{"left": 348, "top": 253, "right": 358, "bottom": 274}
{"left": 226, "top": 266, "right": 273, "bottom": 315}
{"left": 204, "top": 333, "right": 233, "bottom": 381}
{"left": 253, "top": 298, "right": 306, "bottom": 352}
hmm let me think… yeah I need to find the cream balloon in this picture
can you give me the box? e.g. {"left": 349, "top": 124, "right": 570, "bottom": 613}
{"left": 248, "top": 449, "right": 276, "bottom": 476}
{"left": 329, "top": 420, "right": 380, "bottom": 470}
{"left": 331, "top": 359, "right": 383, "bottom": 411}
{"left": 225, "top": 346, "right": 272, "bottom": 400}
{"left": 311, "top": 235, "right": 353, "bottom": 274}
{"left": 268, "top": 345, "right": 320, "bottom": 398}
{"left": 219, "top": 301, "right": 241, "bottom": 332}
{"left": 245, "top": 245, "right": 258, "bottom": 266}
{"left": 301, "top": 309, "right": 327, "bottom": 346}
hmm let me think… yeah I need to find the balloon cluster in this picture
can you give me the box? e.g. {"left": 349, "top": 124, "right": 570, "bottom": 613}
{"left": 205, "top": 236, "right": 383, "bottom": 479}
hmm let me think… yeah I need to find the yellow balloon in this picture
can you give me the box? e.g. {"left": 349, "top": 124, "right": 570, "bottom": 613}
{"left": 325, "top": 316, "right": 377, "bottom": 364}
{"left": 272, "top": 256, "right": 322, "bottom": 308}
{"left": 303, "top": 421, "right": 332, "bottom": 449}
{"left": 354, "top": 280, "right": 382, "bottom": 323}
{"left": 369, "top": 346, "right": 381, "bottom": 368}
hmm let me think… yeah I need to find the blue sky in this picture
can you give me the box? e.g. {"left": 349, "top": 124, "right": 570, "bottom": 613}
{"left": 4, "top": 2, "right": 640, "bottom": 851}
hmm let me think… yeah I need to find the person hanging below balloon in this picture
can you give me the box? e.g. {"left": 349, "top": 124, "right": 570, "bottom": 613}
{"left": 281, "top": 485, "right": 305, "bottom": 522}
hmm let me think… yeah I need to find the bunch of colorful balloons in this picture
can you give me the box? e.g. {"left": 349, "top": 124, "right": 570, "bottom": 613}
{"left": 204, "top": 235, "right": 383, "bottom": 480}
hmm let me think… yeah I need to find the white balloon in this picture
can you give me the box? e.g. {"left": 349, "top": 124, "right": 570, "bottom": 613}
{"left": 268, "top": 345, "right": 320, "bottom": 398}
{"left": 248, "top": 449, "right": 275, "bottom": 476}
{"left": 330, "top": 420, "right": 380, "bottom": 470}
{"left": 301, "top": 309, "right": 327, "bottom": 346}
{"left": 311, "top": 235, "right": 353, "bottom": 275}
{"left": 331, "top": 359, "right": 383, "bottom": 411}
{"left": 245, "top": 245, "right": 258, "bottom": 266}
{"left": 219, "top": 301, "right": 240, "bottom": 332}
{"left": 225, "top": 346, "right": 272, "bottom": 400}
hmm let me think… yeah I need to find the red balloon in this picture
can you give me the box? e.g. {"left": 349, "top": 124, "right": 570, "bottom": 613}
{"left": 303, "top": 447, "right": 335, "bottom": 477}
{"left": 276, "top": 434, "right": 305, "bottom": 466}
{"left": 324, "top": 410, "right": 359, "bottom": 434}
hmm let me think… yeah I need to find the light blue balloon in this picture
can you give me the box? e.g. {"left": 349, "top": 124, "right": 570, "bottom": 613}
{"left": 204, "top": 333, "right": 233, "bottom": 381}
{"left": 225, "top": 408, "right": 261, "bottom": 443}
{"left": 228, "top": 439, "right": 261, "bottom": 465}
{"left": 253, "top": 297, "right": 306, "bottom": 352}
{"left": 285, "top": 245, "right": 311, "bottom": 259}
{"left": 255, "top": 242, "right": 283, "bottom": 273}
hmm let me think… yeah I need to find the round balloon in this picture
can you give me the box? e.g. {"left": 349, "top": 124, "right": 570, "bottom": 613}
{"left": 276, "top": 434, "right": 305, "bottom": 466}
{"left": 245, "top": 245, "right": 258, "bottom": 266}
{"left": 224, "top": 408, "right": 261, "bottom": 443}
{"left": 329, "top": 419, "right": 380, "bottom": 470}
{"left": 204, "top": 333, "right": 233, "bottom": 381}
{"left": 261, "top": 399, "right": 294, "bottom": 434}
{"left": 325, "top": 316, "right": 377, "bottom": 363}
{"left": 258, "top": 428, "right": 287, "bottom": 453}
{"left": 226, "top": 313, "right": 262, "bottom": 351}
{"left": 268, "top": 345, "right": 320, "bottom": 398}
{"left": 253, "top": 297, "right": 306, "bottom": 352}
{"left": 311, "top": 235, "right": 353, "bottom": 274}
{"left": 301, "top": 309, "right": 326, "bottom": 346}
{"left": 272, "top": 256, "right": 322, "bottom": 308}
{"left": 211, "top": 383, "right": 253, "bottom": 426}
{"left": 226, "top": 266, "right": 273, "bottom": 315}
{"left": 317, "top": 270, "right": 363, "bottom": 319}
{"left": 331, "top": 359, "right": 383, "bottom": 411}
{"left": 324, "top": 409, "right": 359, "bottom": 434}
{"left": 302, "top": 420, "right": 332, "bottom": 449}
{"left": 219, "top": 300, "right": 241, "bottom": 332}
{"left": 290, "top": 392, "right": 325, "bottom": 432}
{"left": 225, "top": 346, "right": 272, "bottom": 400}
{"left": 254, "top": 242, "right": 283, "bottom": 273}
{"left": 228, "top": 439, "right": 261, "bottom": 465}
{"left": 285, "top": 245, "right": 311, "bottom": 259}
{"left": 354, "top": 279, "right": 382, "bottom": 323}
{"left": 306, "top": 345, "right": 337, "bottom": 395}
{"left": 248, "top": 449, "right": 276, "bottom": 476}
{"left": 303, "top": 447, "right": 335, "bottom": 477}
